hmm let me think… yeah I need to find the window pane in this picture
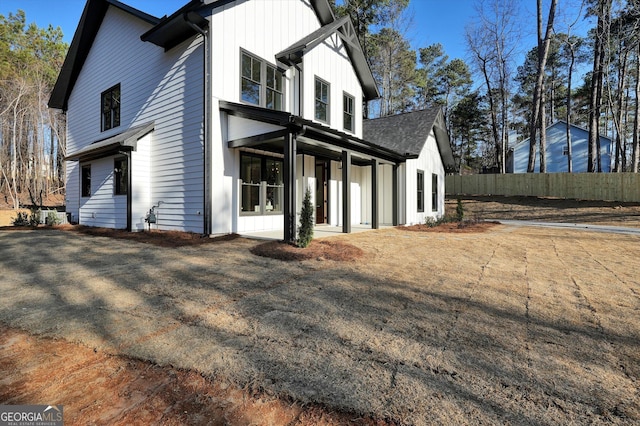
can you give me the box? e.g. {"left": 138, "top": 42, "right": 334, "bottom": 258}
{"left": 432, "top": 174, "right": 438, "bottom": 212}
{"left": 241, "top": 184, "right": 260, "bottom": 212}
{"left": 266, "top": 66, "right": 274, "bottom": 88}
{"left": 315, "top": 100, "right": 327, "bottom": 121}
{"left": 241, "top": 78, "right": 260, "bottom": 105}
{"left": 417, "top": 171, "right": 424, "bottom": 212}
{"left": 265, "top": 158, "right": 283, "bottom": 185}
{"left": 266, "top": 184, "right": 283, "bottom": 213}
{"left": 251, "top": 57, "right": 261, "bottom": 82}
{"left": 266, "top": 89, "right": 283, "bottom": 111}
{"left": 82, "top": 166, "right": 91, "bottom": 197}
{"left": 114, "top": 158, "right": 128, "bottom": 195}
{"left": 241, "top": 155, "right": 261, "bottom": 183}
{"left": 344, "top": 111, "right": 353, "bottom": 131}
{"left": 242, "top": 53, "right": 252, "bottom": 78}
{"left": 275, "top": 69, "right": 283, "bottom": 91}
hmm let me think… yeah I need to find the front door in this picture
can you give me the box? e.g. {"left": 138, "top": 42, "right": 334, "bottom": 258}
{"left": 315, "top": 160, "right": 328, "bottom": 224}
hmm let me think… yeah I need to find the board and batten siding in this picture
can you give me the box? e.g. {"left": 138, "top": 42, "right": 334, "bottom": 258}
{"left": 208, "top": 0, "right": 365, "bottom": 234}
{"left": 302, "top": 35, "right": 364, "bottom": 138}
{"left": 404, "top": 131, "right": 446, "bottom": 225}
{"left": 66, "top": 6, "right": 204, "bottom": 232}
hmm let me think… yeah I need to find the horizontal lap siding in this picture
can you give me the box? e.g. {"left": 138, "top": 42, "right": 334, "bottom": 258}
{"left": 79, "top": 158, "right": 126, "bottom": 228}
{"left": 66, "top": 6, "right": 204, "bottom": 233}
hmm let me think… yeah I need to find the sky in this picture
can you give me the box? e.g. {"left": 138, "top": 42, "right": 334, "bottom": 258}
{"left": 1, "top": 0, "right": 592, "bottom": 76}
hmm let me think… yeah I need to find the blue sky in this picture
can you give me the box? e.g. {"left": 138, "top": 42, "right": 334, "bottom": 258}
{"left": 1, "top": 0, "right": 591, "bottom": 76}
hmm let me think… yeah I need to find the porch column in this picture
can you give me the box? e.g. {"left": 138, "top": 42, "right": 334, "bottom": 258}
{"left": 342, "top": 150, "right": 351, "bottom": 233}
{"left": 392, "top": 164, "right": 399, "bottom": 226}
{"left": 371, "top": 159, "right": 379, "bottom": 229}
{"left": 284, "top": 132, "right": 297, "bottom": 243}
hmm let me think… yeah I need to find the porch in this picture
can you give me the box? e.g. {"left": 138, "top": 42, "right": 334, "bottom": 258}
{"left": 220, "top": 101, "right": 406, "bottom": 242}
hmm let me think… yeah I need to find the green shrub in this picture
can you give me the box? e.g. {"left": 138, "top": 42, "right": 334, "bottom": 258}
{"left": 45, "top": 211, "right": 61, "bottom": 226}
{"left": 297, "top": 187, "right": 314, "bottom": 248}
{"left": 29, "top": 209, "right": 40, "bottom": 226}
{"left": 12, "top": 212, "right": 30, "bottom": 226}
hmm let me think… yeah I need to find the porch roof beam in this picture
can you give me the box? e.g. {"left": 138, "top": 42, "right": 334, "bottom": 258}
{"left": 227, "top": 129, "right": 289, "bottom": 148}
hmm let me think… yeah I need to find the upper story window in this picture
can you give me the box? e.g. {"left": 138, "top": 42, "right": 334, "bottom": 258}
{"left": 241, "top": 51, "right": 283, "bottom": 110}
{"left": 315, "top": 77, "right": 329, "bottom": 123}
{"left": 101, "top": 84, "right": 120, "bottom": 132}
{"left": 343, "top": 92, "right": 354, "bottom": 132}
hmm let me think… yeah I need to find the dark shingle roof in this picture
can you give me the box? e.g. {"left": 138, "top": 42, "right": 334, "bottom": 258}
{"left": 363, "top": 108, "right": 455, "bottom": 169}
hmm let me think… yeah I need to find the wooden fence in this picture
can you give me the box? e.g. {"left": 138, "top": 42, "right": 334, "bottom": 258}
{"left": 446, "top": 173, "right": 640, "bottom": 202}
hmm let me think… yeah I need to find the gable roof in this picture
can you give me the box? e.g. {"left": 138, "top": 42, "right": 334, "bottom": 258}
{"left": 363, "top": 108, "right": 455, "bottom": 171}
{"left": 276, "top": 9, "right": 379, "bottom": 101}
{"left": 50, "top": 0, "right": 378, "bottom": 110}
{"left": 513, "top": 120, "right": 613, "bottom": 149}
{"left": 48, "top": 0, "right": 160, "bottom": 110}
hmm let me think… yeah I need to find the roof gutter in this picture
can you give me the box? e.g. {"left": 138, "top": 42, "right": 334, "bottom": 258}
{"left": 183, "top": 11, "right": 212, "bottom": 235}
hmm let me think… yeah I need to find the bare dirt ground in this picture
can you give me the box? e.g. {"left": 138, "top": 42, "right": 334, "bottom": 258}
{"left": 1, "top": 196, "right": 639, "bottom": 425}
{"left": 449, "top": 195, "right": 640, "bottom": 227}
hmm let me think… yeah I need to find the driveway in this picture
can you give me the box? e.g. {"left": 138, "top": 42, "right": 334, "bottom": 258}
{"left": 1, "top": 225, "right": 639, "bottom": 425}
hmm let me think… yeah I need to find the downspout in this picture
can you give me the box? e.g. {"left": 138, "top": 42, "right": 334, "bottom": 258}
{"left": 184, "top": 12, "right": 212, "bottom": 235}
{"left": 126, "top": 150, "right": 132, "bottom": 231}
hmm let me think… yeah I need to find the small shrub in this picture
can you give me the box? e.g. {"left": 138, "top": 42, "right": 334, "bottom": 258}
{"left": 456, "top": 198, "right": 464, "bottom": 221}
{"left": 45, "top": 211, "right": 61, "bottom": 226}
{"left": 12, "top": 212, "right": 30, "bottom": 226}
{"left": 424, "top": 217, "right": 438, "bottom": 228}
{"left": 297, "top": 187, "right": 314, "bottom": 248}
{"left": 29, "top": 209, "right": 41, "bottom": 227}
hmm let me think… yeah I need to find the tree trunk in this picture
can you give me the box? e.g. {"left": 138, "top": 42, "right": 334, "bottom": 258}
{"left": 528, "top": 0, "right": 557, "bottom": 173}
{"left": 633, "top": 45, "right": 640, "bottom": 173}
{"left": 566, "top": 44, "right": 575, "bottom": 173}
{"left": 588, "top": 0, "right": 610, "bottom": 173}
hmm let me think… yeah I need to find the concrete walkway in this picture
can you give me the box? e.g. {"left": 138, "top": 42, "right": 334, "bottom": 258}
{"left": 241, "top": 224, "right": 392, "bottom": 240}
{"left": 498, "top": 219, "right": 640, "bottom": 236}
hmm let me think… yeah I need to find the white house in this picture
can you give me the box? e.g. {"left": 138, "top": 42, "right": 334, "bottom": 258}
{"left": 49, "top": 0, "right": 455, "bottom": 240}
{"left": 509, "top": 121, "right": 612, "bottom": 173}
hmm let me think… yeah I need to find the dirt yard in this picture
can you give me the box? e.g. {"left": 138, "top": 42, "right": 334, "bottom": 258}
{"left": 1, "top": 197, "right": 639, "bottom": 425}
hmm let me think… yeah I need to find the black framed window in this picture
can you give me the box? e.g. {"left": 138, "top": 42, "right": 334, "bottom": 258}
{"left": 343, "top": 92, "right": 354, "bottom": 132}
{"left": 114, "top": 157, "right": 128, "bottom": 195}
{"left": 101, "top": 84, "right": 120, "bottom": 132}
{"left": 417, "top": 170, "right": 424, "bottom": 212}
{"left": 241, "top": 51, "right": 284, "bottom": 110}
{"left": 432, "top": 174, "right": 438, "bottom": 212}
{"left": 81, "top": 165, "right": 91, "bottom": 197}
{"left": 315, "top": 77, "right": 329, "bottom": 123}
{"left": 240, "top": 153, "right": 284, "bottom": 214}
{"left": 266, "top": 65, "right": 283, "bottom": 110}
